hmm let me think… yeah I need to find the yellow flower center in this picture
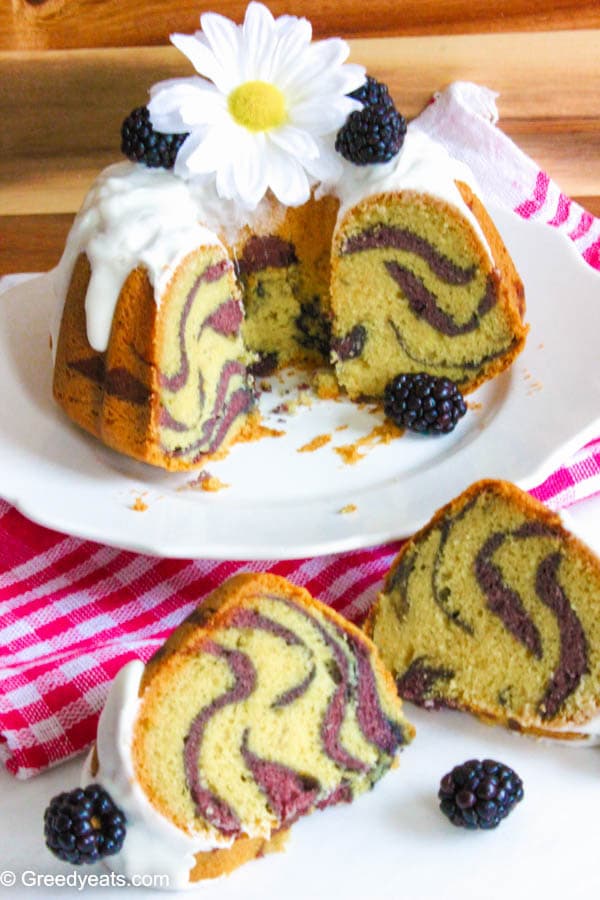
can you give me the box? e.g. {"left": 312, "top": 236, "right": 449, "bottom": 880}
{"left": 228, "top": 81, "right": 287, "bottom": 132}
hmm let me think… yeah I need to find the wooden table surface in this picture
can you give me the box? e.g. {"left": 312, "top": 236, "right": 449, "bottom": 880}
{"left": 1, "top": 1, "right": 599, "bottom": 275}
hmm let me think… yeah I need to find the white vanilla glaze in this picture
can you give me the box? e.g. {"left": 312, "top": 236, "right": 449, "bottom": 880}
{"left": 328, "top": 126, "right": 494, "bottom": 262}
{"left": 52, "top": 129, "right": 495, "bottom": 362}
{"left": 82, "top": 660, "right": 233, "bottom": 891}
{"left": 51, "top": 163, "right": 224, "bottom": 355}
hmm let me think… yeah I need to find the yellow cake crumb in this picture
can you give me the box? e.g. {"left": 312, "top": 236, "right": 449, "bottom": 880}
{"left": 185, "top": 471, "right": 230, "bottom": 492}
{"left": 130, "top": 494, "right": 148, "bottom": 512}
{"left": 311, "top": 369, "right": 341, "bottom": 400}
{"left": 339, "top": 503, "right": 357, "bottom": 514}
{"left": 297, "top": 433, "right": 332, "bottom": 453}
{"left": 335, "top": 421, "right": 404, "bottom": 465}
{"left": 200, "top": 476, "right": 230, "bottom": 492}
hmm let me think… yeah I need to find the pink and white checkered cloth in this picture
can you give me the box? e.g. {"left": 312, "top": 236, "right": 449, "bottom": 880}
{"left": 1, "top": 82, "right": 599, "bottom": 779}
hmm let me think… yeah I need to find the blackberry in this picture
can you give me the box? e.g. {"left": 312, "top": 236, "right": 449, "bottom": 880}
{"left": 121, "top": 106, "right": 188, "bottom": 169}
{"left": 331, "top": 324, "right": 367, "bottom": 361}
{"left": 335, "top": 76, "right": 407, "bottom": 165}
{"left": 44, "top": 784, "right": 126, "bottom": 864}
{"left": 383, "top": 372, "right": 467, "bottom": 435}
{"left": 438, "top": 759, "right": 524, "bottom": 830}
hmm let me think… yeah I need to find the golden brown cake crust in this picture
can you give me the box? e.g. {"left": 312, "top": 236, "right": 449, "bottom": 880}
{"left": 53, "top": 249, "right": 254, "bottom": 471}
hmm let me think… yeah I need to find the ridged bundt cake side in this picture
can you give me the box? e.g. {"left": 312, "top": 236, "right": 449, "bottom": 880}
{"left": 86, "top": 573, "right": 414, "bottom": 886}
{"left": 366, "top": 480, "right": 600, "bottom": 740}
{"left": 330, "top": 182, "right": 527, "bottom": 399}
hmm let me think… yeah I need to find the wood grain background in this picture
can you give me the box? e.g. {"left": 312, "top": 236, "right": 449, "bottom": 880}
{"left": 1, "top": 0, "right": 599, "bottom": 273}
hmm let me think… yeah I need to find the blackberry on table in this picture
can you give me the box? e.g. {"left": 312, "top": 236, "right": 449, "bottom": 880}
{"left": 383, "top": 372, "right": 467, "bottom": 435}
{"left": 44, "top": 784, "right": 126, "bottom": 864}
{"left": 335, "top": 76, "right": 407, "bottom": 165}
{"left": 438, "top": 759, "right": 524, "bottom": 829}
{"left": 121, "top": 106, "right": 188, "bottom": 169}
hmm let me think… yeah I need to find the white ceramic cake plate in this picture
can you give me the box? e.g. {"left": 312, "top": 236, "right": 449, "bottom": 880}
{"left": 0, "top": 203, "right": 599, "bottom": 560}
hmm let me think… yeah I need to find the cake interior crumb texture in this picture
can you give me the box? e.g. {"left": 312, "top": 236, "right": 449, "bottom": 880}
{"left": 368, "top": 480, "right": 600, "bottom": 739}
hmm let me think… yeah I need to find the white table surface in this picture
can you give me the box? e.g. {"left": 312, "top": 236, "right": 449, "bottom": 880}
{"left": 1, "top": 493, "right": 599, "bottom": 900}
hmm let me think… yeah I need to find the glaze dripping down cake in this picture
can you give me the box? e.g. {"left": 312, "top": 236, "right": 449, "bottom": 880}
{"left": 366, "top": 480, "right": 600, "bottom": 741}
{"left": 51, "top": 2, "right": 527, "bottom": 470}
{"left": 84, "top": 573, "right": 414, "bottom": 886}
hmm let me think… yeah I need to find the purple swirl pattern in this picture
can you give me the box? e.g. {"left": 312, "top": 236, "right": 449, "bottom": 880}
{"left": 182, "top": 594, "right": 409, "bottom": 836}
{"left": 390, "top": 505, "right": 589, "bottom": 721}
{"left": 157, "top": 258, "right": 253, "bottom": 463}
{"left": 337, "top": 222, "right": 517, "bottom": 377}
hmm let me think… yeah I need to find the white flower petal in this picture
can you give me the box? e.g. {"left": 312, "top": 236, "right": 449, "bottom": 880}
{"left": 269, "top": 125, "right": 319, "bottom": 161}
{"left": 215, "top": 160, "right": 238, "bottom": 200}
{"left": 178, "top": 124, "right": 234, "bottom": 176}
{"left": 265, "top": 143, "right": 311, "bottom": 206}
{"left": 269, "top": 15, "right": 312, "bottom": 83}
{"left": 242, "top": 2, "right": 277, "bottom": 80}
{"left": 173, "top": 131, "right": 206, "bottom": 179}
{"left": 200, "top": 10, "right": 241, "bottom": 70}
{"left": 289, "top": 97, "right": 360, "bottom": 135}
{"left": 232, "top": 132, "right": 270, "bottom": 207}
{"left": 149, "top": 79, "right": 226, "bottom": 131}
{"left": 302, "top": 137, "right": 343, "bottom": 182}
{"left": 171, "top": 32, "right": 233, "bottom": 94}
{"left": 309, "top": 37, "right": 351, "bottom": 72}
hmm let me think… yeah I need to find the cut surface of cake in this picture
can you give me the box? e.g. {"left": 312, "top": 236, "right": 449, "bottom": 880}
{"left": 51, "top": 2, "right": 527, "bottom": 470}
{"left": 366, "top": 480, "right": 600, "bottom": 741}
{"left": 84, "top": 573, "right": 414, "bottom": 887}
{"left": 330, "top": 147, "right": 527, "bottom": 398}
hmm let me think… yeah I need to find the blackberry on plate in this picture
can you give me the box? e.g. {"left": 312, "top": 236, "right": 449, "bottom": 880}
{"left": 383, "top": 372, "right": 467, "bottom": 435}
{"left": 44, "top": 784, "right": 126, "bottom": 864}
{"left": 438, "top": 759, "right": 524, "bottom": 830}
{"left": 335, "top": 76, "right": 407, "bottom": 165}
{"left": 121, "top": 106, "right": 188, "bottom": 169}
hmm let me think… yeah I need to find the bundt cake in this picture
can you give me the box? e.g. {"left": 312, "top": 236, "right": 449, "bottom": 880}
{"left": 366, "top": 480, "right": 600, "bottom": 741}
{"left": 51, "top": 3, "right": 527, "bottom": 470}
{"left": 82, "top": 573, "right": 414, "bottom": 886}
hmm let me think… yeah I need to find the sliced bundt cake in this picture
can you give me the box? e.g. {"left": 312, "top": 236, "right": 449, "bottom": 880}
{"left": 366, "top": 480, "right": 600, "bottom": 741}
{"left": 51, "top": 3, "right": 528, "bottom": 470}
{"left": 85, "top": 573, "right": 414, "bottom": 885}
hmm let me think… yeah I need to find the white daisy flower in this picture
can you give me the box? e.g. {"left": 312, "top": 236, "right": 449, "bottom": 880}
{"left": 148, "top": 2, "right": 365, "bottom": 208}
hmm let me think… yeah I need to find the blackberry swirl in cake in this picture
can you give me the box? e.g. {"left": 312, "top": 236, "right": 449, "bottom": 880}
{"left": 366, "top": 480, "right": 600, "bottom": 741}
{"left": 84, "top": 573, "right": 413, "bottom": 886}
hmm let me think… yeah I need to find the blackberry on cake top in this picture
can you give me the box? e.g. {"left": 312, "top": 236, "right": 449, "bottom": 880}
{"left": 335, "top": 76, "right": 407, "bottom": 165}
{"left": 121, "top": 106, "right": 188, "bottom": 169}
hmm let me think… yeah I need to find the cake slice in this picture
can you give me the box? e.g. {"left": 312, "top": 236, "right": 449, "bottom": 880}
{"left": 330, "top": 163, "right": 527, "bottom": 400}
{"left": 366, "top": 480, "right": 600, "bottom": 741}
{"left": 85, "top": 573, "right": 414, "bottom": 886}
